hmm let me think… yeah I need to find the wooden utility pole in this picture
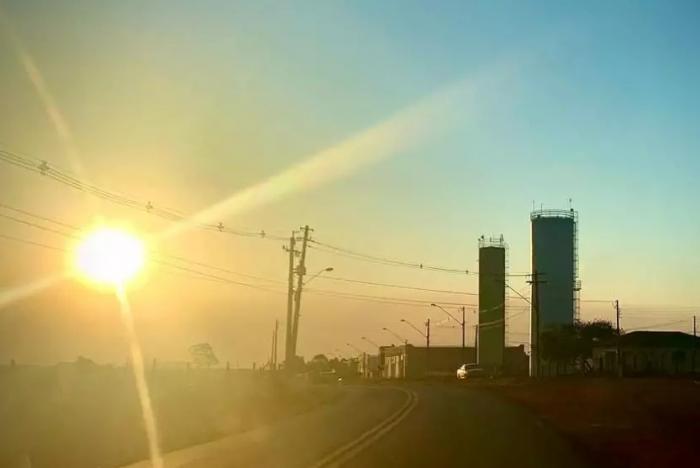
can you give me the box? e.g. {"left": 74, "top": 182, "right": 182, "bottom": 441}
{"left": 426, "top": 318, "right": 431, "bottom": 349}
{"left": 460, "top": 306, "right": 466, "bottom": 364}
{"left": 425, "top": 318, "right": 431, "bottom": 377}
{"left": 270, "top": 319, "right": 279, "bottom": 370}
{"left": 693, "top": 316, "right": 697, "bottom": 374}
{"left": 615, "top": 300, "right": 622, "bottom": 377}
{"left": 284, "top": 233, "right": 296, "bottom": 368}
{"left": 528, "top": 271, "right": 545, "bottom": 377}
{"left": 290, "top": 225, "right": 310, "bottom": 359}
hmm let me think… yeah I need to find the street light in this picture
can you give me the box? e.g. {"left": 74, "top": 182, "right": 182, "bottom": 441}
{"left": 400, "top": 318, "right": 429, "bottom": 348}
{"left": 334, "top": 348, "right": 343, "bottom": 359}
{"left": 361, "top": 336, "right": 380, "bottom": 348}
{"left": 431, "top": 304, "right": 466, "bottom": 349}
{"left": 346, "top": 342, "right": 364, "bottom": 354}
{"left": 382, "top": 327, "right": 408, "bottom": 345}
{"left": 305, "top": 267, "right": 334, "bottom": 286}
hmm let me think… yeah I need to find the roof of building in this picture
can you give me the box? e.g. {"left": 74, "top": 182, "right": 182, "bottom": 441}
{"left": 602, "top": 331, "right": 700, "bottom": 349}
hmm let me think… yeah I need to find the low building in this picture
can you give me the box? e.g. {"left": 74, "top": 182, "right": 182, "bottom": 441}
{"left": 381, "top": 345, "right": 473, "bottom": 379}
{"left": 380, "top": 344, "right": 528, "bottom": 379}
{"left": 593, "top": 331, "right": 700, "bottom": 376}
{"left": 358, "top": 353, "right": 381, "bottom": 379}
{"left": 503, "top": 345, "right": 529, "bottom": 376}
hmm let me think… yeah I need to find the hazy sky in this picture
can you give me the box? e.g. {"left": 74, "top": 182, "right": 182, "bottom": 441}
{"left": 1, "top": 0, "right": 699, "bottom": 365}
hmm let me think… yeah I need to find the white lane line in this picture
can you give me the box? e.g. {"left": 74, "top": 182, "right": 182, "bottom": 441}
{"left": 309, "top": 387, "right": 419, "bottom": 468}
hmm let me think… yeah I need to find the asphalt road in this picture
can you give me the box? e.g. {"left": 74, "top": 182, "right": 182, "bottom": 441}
{"left": 124, "top": 383, "right": 587, "bottom": 468}
{"left": 346, "top": 383, "right": 587, "bottom": 468}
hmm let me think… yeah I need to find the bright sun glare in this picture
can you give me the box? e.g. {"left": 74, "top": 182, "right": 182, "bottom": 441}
{"left": 75, "top": 228, "right": 145, "bottom": 286}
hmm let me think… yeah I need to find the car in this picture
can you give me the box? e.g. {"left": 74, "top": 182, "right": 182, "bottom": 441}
{"left": 457, "top": 363, "right": 485, "bottom": 380}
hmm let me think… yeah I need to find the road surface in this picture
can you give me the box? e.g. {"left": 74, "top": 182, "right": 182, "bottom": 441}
{"left": 124, "top": 383, "right": 587, "bottom": 468}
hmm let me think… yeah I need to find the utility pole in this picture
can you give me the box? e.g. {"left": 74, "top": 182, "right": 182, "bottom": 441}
{"left": 461, "top": 307, "right": 466, "bottom": 349}
{"left": 271, "top": 319, "right": 278, "bottom": 370}
{"left": 290, "top": 225, "right": 310, "bottom": 360}
{"left": 426, "top": 318, "right": 431, "bottom": 349}
{"left": 615, "top": 300, "right": 622, "bottom": 377}
{"left": 528, "top": 271, "right": 545, "bottom": 378}
{"left": 283, "top": 232, "right": 297, "bottom": 368}
{"left": 474, "top": 324, "right": 479, "bottom": 364}
{"left": 693, "top": 316, "right": 697, "bottom": 374}
{"left": 425, "top": 318, "right": 431, "bottom": 377}
{"left": 270, "top": 324, "right": 275, "bottom": 369}
{"left": 430, "top": 303, "right": 464, "bottom": 351}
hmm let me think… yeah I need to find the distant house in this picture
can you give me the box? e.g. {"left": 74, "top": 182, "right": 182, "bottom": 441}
{"left": 593, "top": 331, "right": 700, "bottom": 376}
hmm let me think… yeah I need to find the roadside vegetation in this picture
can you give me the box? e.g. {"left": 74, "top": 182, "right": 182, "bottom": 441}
{"left": 479, "top": 377, "right": 699, "bottom": 468}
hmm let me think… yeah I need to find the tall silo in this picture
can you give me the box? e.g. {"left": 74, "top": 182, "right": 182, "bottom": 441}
{"left": 478, "top": 235, "right": 506, "bottom": 370}
{"left": 530, "top": 208, "right": 580, "bottom": 376}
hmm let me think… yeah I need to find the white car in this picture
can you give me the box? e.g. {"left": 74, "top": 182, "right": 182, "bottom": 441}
{"left": 457, "top": 363, "right": 485, "bottom": 380}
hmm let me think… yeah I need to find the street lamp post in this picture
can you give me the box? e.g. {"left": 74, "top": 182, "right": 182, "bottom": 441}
{"left": 431, "top": 304, "right": 466, "bottom": 349}
{"left": 288, "top": 266, "right": 334, "bottom": 371}
{"left": 361, "top": 336, "right": 381, "bottom": 348}
{"left": 334, "top": 348, "right": 347, "bottom": 360}
{"left": 400, "top": 318, "right": 428, "bottom": 345}
{"left": 382, "top": 327, "right": 408, "bottom": 345}
{"left": 305, "top": 267, "right": 334, "bottom": 286}
{"left": 401, "top": 318, "right": 430, "bottom": 377}
{"left": 347, "top": 342, "right": 367, "bottom": 377}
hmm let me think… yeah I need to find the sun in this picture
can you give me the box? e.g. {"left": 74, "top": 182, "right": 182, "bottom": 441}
{"left": 75, "top": 227, "right": 146, "bottom": 286}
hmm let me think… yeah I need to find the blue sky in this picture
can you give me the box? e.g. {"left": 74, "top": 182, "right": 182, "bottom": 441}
{"left": 0, "top": 1, "right": 699, "bottom": 363}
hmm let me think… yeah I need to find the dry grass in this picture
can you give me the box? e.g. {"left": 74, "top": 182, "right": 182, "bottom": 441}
{"left": 479, "top": 377, "right": 700, "bottom": 468}
{"left": 0, "top": 365, "right": 338, "bottom": 468}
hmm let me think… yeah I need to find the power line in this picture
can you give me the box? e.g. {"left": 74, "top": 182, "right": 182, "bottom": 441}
{"left": 0, "top": 203, "right": 81, "bottom": 231}
{"left": 318, "top": 275, "right": 479, "bottom": 296}
{"left": 3, "top": 223, "right": 687, "bottom": 322}
{"left": 0, "top": 232, "right": 473, "bottom": 310}
{"left": 152, "top": 260, "right": 286, "bottom": 294}
{"left": 2, "top": 147, "right": 541, "bottom": 283}
{"left": 0, "top": 213, "right": 78, "bottom": 240}
{"left": 304, "top": 287, "right": 476, "bottom": 307}
{"left": 309, "top": 239, "right": 531, "bottom": 277}
{"left": 625, "top": 319, "right": 691, "bottom": 332}
{"left": 301, "top": 288, "right": 460, "bottom": 309}
{"left": 0, "top": 204, "right": 531, "bottom": 305}
{"left": 0, "top": 203, "right": 288, "bottom": 284}
{"left": 0, "top": 202, "right": 657, "bottom": 315}
{"left": 0, "top": 229, "right": 286, "bottom": 295}
{"left": 0, "top": 147, "right": 288, "bottom": 241}
{"left": 0, "top": 205, "right": 474, "bottom": 308}
{"left": 161, "top": 254, "right": 285, "bottom": 285}
{"left": 0, "top": 232, "right": 67, "bottom": 253}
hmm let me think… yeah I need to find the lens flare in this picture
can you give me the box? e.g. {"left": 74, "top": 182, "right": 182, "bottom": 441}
{"left": 75, "top": 228, "right": 145, "bottom": 285}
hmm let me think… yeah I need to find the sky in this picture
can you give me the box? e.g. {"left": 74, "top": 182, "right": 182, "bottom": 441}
{"left": 1, "top": 0, "right": 699, "bottom": 365}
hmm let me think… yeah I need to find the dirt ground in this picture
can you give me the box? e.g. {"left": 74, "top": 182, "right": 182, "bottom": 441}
{"left": 479, "top": 377, "right": 700, "bottom": 468}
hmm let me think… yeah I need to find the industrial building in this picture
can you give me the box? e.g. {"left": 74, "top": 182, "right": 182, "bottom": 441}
{"left": 478, "top": 235, "right": 507, "bottom": 370}
{"left": 530, "top": 208, "right": 580, "bottom": 376}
